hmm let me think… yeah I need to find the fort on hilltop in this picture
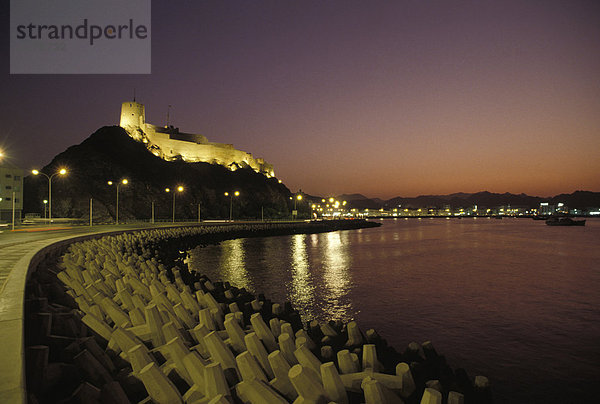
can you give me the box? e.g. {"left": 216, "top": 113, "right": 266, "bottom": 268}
{"left": 119, "top": 101, "right": 275, "bottom": 177}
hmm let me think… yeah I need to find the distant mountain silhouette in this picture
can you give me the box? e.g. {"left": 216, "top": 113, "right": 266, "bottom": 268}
{"left": 347, "top": 190, "right": 600, "bottom": 210}
{"left": 549, "top": 191, "right": 600, "bottom": 208}
{"left": 23, "top": 126, "right": 293, "bottom": 221}
{"left": 337, "top": 193, "right": 370, "bottom": 201}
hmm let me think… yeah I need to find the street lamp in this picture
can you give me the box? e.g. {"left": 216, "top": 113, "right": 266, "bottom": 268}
{"left": 43, "top": 199, "right": 48, "bottom": 220}
{"left": 292, "top": 193, "right": 303, "bottom": 219}
{"left": 107, "top": 178, "right": 128, "bottom": 224}
{"left": 32, "top": 167, "right": 67, "bottom": 223}
{"left": 166, "top": 186, "right": 184, "bottom": 223}
{"left": 224, "top": 191, "right": 239, "bottom": 221}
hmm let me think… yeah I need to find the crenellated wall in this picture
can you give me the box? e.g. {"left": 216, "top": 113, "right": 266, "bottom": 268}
{"left": 119, "top": 101, "right": 275, "bottom": 177}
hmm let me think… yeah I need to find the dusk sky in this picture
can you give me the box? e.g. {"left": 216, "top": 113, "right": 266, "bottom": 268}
{"left": 2, "top": 1, "right": 599, "bottom": 199}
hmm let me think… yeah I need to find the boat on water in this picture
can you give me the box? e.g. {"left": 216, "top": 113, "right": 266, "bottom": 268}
{"left": 545, "top": 217, "right": 586, "bottom": 226}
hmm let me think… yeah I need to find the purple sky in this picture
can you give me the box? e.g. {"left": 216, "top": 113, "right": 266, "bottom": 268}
{"left": 2, "top": 1, "right": 599, "bottom": 199}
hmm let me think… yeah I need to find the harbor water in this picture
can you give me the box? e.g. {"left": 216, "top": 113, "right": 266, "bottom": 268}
{"left": 187, "top": 217, "right": 600, "bottom": 403}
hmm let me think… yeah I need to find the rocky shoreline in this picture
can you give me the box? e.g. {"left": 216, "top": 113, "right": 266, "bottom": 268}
{"left": 24, "top": 221, "right": 492, "bottom": 403}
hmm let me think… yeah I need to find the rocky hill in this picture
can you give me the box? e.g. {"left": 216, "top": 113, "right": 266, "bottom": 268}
{"left": 23, "top": 126, "right": 293, "bottom": 221}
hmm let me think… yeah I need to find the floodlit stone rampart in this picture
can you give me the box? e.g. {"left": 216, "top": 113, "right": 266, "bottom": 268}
{"left": 119, "top": 101, "right": 275, "bottom": 177}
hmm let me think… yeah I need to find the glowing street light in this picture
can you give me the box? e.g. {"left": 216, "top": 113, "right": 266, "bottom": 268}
{"left": 292, "top": 193, "right": 303, "bottom": 219}
{"left": 107, "top": 178, "right": 128, "bottom": 224}
{"left": 224, "top": 191, "right": 240, "bottom": 221}
{"left": 43, "top": 199, "right": 48, "bottom": 220}
{"left": 32, "top": 167, "right": 67, "bottom": 223}
{"left": 166, "top": 185, "right": 184, "bottom": 223}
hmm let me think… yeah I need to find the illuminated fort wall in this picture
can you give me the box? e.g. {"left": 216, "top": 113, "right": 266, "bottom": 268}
{"left": 119, "top": 101, "right": 275, "bottom": 177}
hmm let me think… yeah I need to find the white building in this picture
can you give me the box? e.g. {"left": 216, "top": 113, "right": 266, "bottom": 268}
{"left": 0, "top": 163, "right": 24, "bottom": 223}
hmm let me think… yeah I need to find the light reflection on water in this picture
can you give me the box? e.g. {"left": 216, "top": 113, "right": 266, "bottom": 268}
{"left": 321, "top": 231, "right": 352, "bottom": 320}
{"left": 217, "top": 238, "right": 251, "bottom": 291}
{"left": 187, "top": 219, "right": 600, "bottom": 403}
{"left": 188, "top": 232, "right": 356, "bottom": 322}
{"left": 290, "top": 234, "right": 315, "bottom": 315}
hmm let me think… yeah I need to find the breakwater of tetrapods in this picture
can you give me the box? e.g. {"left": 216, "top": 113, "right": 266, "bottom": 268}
{"left": 23, "top": 221, "right": 492, "bottom": 403}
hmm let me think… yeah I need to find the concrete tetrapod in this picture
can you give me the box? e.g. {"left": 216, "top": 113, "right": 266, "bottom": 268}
{"left": 138, "top": 362, "right": 183, "bottom": 404}
{"left": 336, "top": 349, "right": 359, "bottom": 375}
{"left": 294, "top": 344, "right": 323, "bottom": 377}
{"left": 448, "top": 391, "right": 465, "bottom": 404}
{"left": 426, "top": 379, "right": 442, "bottom": 393}
{"left": 267, "top": 350, "right": 298, "bottom": 401}
{"left": 361, "top": 376, "right": 403, "bottom": 404}
{"left": 81, "top": 313, "right": 113, "bottom": 342}
{"left": 250, "top": 313, "right": 278, "bottom": 352}
{"left": 269, "top": 317, "right": 282, "bottom": 338}
{"left": 288, "top": 364, "right": 328, "bottom": 404}
{"left": 72, "top": 349, "right": 113, "bottom": 388}
{"left": 199, "top": 308, "right": 217, "bottom": 331}
{"left": 145, "top": 303, "right": 166, "bottom": 347}
{"left": 207, "top": 395, "right": 230, "bottom": 404}
{"left": 396, "top": 362, "right": 416, "bottom": 398}
{"left": 362, "top": 344, "right": 383, "bottom": 372}
{"left": 278, "top": 333, "right": 299, "bottom": 366}
{"left": 228, "top": 302, "right": 241, "bottom": 314}
{"left": 129, "top": 307, "right": 146, "bottom": 327}
{"left": 236, "top": 379, "right": 289, "bottom": 404}
{"left": 173, "top": 302, "right": 197, "bottom": 329}
{"left": 189, "top": 324, "right": 211, "bottom": 357}
{"left": 162, "top": 321, "right": 188, "bottom": 347}
{"left": 224, "top": 316, "right": 247, "bottom": 354}
{"left": 182, "top": 351, "right": 207, "bottom": 390}
{"left": 111, "top": 327, "right": 146, "bottom": 359}
{"left": 280, "top": 322, "right": 295, "bottom": 341}
{"left": 245, "top": 332, "right": 275, "bottom": 379}
{"left": 181, "top": 384, "right": 208, "bottom": 403}
{"left": 345, "top": 321, "right": 364, "bottom": 347}
{"left": 474, "top": 375, "right": 492, "bottom": 402}
{"left": 204, "top": 331, "right": 239, "bottom": 378}
{"left": 295, "top": 329, "right": 316, "bottom": 351}
{"left": 320, "top": 346, "right": 334, "bottom": 362}
{"left": 128, "top": 344, "right": 156, "bottom": 374}
{"left": 180, "top": 289, "right": 201, "bottom": 314}
{"left": 236, "top": 351, "right": 268, "bottom": 383}
{"left": 420, "top": 387, "right": 443, "bottom": 404}
{"left": 320, "top": 362, "right": 348, "bottom": 404}
{"left": 203, "top": 362, "right": 230, "bottom": 401}
{"left": 166, "top": 337, "right": 194, "bottom": 385}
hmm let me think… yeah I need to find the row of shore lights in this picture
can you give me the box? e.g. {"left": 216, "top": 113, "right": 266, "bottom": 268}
{"left": 289, "top": 195, "right": 347, "bottom": 218}
{"left": 30, "top": 167, "right": 242, "bottom": 223}
{"left": 311, "top": 197, "right": 348, "bottom": 214}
